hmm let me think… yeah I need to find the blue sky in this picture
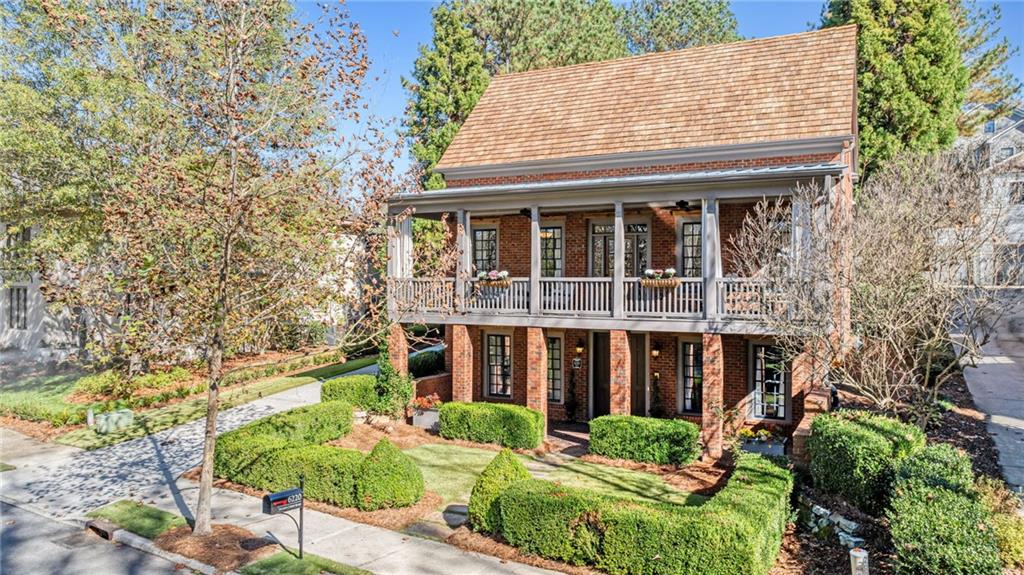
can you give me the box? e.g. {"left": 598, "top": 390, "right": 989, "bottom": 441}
{"left": 297, "top": 0, "right": 1024, "bottom": 170}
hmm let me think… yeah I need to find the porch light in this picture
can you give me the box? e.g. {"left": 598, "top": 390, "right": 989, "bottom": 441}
{"left": 519, "top": 208, "right": 531, "bottom": 218}
{"left": 675, "top": 200, "right": 690, "bottom": 210}
{"left": 575, "top": 340, "right": 585, "bottom": 355}
{"left": 651, "top": 343, "right": 662, "bottom": 358}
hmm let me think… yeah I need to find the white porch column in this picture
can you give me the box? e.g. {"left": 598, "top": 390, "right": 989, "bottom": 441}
{"left": 455, "top": 209, "right": 467, "bottom": 311}
{"left": 398, "top": 217, "right": 413, "bottom": 277}
{"left": 702, "top": 199, "right": 721, "bottom": 318}
{"left": 530, "top": 206, "right": 541, "bottom": 315}
{"left": 613, "top": 201, "right": 625, "bottom": 318}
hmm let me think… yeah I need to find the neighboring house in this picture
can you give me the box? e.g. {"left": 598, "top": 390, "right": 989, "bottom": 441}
{"left": 0, "top": 223, "right": 82, "bottom": 369}
{"left": 386, "top": 26, "right": 857, "bottom": 458}
{"left": 958, "top": 104, "right": 1024, "bottom": 286}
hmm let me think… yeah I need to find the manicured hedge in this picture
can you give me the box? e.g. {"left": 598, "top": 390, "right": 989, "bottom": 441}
{"left": 409, "top": 350, "right": 445, "bottom": 378}
{"left": 808, "top": 410, "right": 925, "bottom": 511}
{"left": 215, "top": 400, "right": 422, "bottom": 511}
{"left": 354, "top": 439, "right": 424, "bottom": 511}
{"left": 438, "top": 402, "right": 545, "bottom": 449}
{"left": 468, "top": 449, "right": 531, "bottom": 534}
{"left": 320, "top": 375, "right": 378, "bottom": 409}
{"left": 492, "top": 453, "right": 794, "bottom": 575}
{"left": 588, "top": 415, "right": 700, "bottom": 466}
{"left": 893, "top": 444, "right": 973, "bottom": 492}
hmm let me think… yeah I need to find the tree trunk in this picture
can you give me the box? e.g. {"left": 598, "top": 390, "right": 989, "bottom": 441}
{"left": 192, "top": 343, "right": 223, "bottom": 535}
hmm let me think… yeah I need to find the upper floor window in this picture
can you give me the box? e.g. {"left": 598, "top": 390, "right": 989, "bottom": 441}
{"left": 484, "top": 332, "right": 512, "bottom": 398}
{"left": 750, "top": 344, "right": 787, "bottom": 420}
{"left": 1010, "top": 181, "right": 1024, "bottom": 205}
{"left": 3, "top": 225, "right": 30, "bottom": 258}
{"left": 985, "top": 120, "right": 996, "bottom": 133}
{"left": 7, "top": 287, "right": 27, "bottom": 330}
{"left": 540, "top": 226, "right": 563, "bottom": 277}
{"left": 472, "top": 228, "right": 498, "bottom": 273}
{"left": 998, "top": 147, "right": 1016, "bottom": 161}
{"left": 590, "top": 222, "right": 648, "bottom": 277}
{"left": 678, "top": 340, "right": 703, "bottom": 414}
{"left": 547, "top": 336, "right": 563, "bottom": 402}
{"left": 679, "top": 221, "right": 702, "bottom": 278}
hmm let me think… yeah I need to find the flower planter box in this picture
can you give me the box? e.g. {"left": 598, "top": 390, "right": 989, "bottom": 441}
{"left": 740, "top": 438, "right": 787, "bottom": 457}
{"left": 640, "top": 277, "right": 681, "bottom": 289}
{"left": 413, "top": 408, "right": 440, "bottom": 432}
{"left": 477, "top": 279, "right": 512, "bottom": 289}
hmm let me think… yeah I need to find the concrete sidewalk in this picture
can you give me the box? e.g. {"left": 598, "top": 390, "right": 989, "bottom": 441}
{"left": 964, "top": 313, "right": 1024, "bottom": 491}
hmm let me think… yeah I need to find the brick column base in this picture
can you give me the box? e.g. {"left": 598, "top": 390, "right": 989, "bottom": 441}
{"left": 525, "top": 327, "right": 548, "bottom": 434}
{"left": 609, "top": 330, "right": 631, "bottom": 415}
{"left": 387, "top": 323, "right": 408, "bottom": 376}
{"left": 451, "top": 324, "right": 473, "bottom": 403}
{"left": 701, "top": 333, "right": 725, "bottom": 459}
{"left": 792, "top": 384, "right": 830, "bottom": 468}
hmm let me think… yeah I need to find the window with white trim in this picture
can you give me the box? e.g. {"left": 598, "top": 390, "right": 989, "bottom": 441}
{"left": 7, "top": 287, "right": 27, "bottom": 330}
{"left": 750, "top": 344, "right": 787, "bottom": 420}
{"left": 540, "top": 226, "right": 563, "bottom": 277}
{"left": 473, "top": 228, "right": 498, "bottom": 273}
{"left": 985, "top": 120, "right": 996, "bottom": 133}
{"left": 679, "top": 221, "right": 702, "bottom": 278}
{"left": 547, "top": 336, "right": 563, "bottom": 402}
{"left": 484, "top": 333, "right": 512, "bottom": 397}
{"left": 678, "top": 341, "right": 702, "bottom": 414}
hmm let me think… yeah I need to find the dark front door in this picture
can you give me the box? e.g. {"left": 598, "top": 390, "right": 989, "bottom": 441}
{"left": 592, "top": 332, "right": 611, "bottom": 417}
{"left": 629, "top": 333, "right": 647, "bottom": 416}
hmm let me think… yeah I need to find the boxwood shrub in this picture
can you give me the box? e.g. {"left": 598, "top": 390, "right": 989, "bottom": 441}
{"left": 320, "top": 375, "right": 378, "bottom": 409}
{"left": 808, "top": 410, "right": 925, "bottom": 511}
{"left": 492, "top": 453, "right": 793, "bottom": 575}
{"left": 438, "top": 402, "right": 544, "bottom": 449}
{"left": 354, "top": 439, "right": 424, "bottom": 511}
{"left": 409, "top": 350, "right": 445, "bottom": 378}
{"left": 588, "top": 415, "right": 700, "bottom": 465}
{"left": 893, "top": 443, "right": 974, "bottom": 492}
{"left": 468, "top": 449, "right": 531, "bottom": 534}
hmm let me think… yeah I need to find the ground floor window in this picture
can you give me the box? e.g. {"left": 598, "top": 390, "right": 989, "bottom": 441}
{"left": 750, "top": 344, "right": 787, "bottom": 420}
{"left": 6, "top": 286, "right": 27, "bottom": 330}
{"left": 547, "top": 336, "right": 563, "bottom": 402}
{"left": 678, "top": 340, "right": 702, "bottom": 414}
{"left": 485, "top": 333, "right": 512, "bottom": 397}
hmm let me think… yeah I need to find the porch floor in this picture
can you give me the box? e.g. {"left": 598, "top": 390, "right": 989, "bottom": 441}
{"left": 546, "top": 421, "right": 589, "bottom": 457}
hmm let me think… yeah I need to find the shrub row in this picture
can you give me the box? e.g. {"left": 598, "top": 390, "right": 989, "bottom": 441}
{"left": 438, "top": 402, "right": 544, "bottom": 449}
{"left": 409, "top": 350, "right": 445, "bottom": 379}
{"left": 887, "top": 445, "right": 1002, "bottom": 575}
{"left": 588, "top": 415, "right": 700, "bottom": 466}
{"left": 321, "top": 375, "right": 378, "bottom": 409}
{"left": 474, "top": 452, "right": 793, "bottom": 575}
{"left": 807, "top": 410, "right": 925, "bottom": 511}
{"left": 215, "top": 401, "right": 423, "bottom": 511}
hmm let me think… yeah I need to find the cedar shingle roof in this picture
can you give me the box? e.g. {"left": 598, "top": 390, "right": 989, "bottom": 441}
{"left": 436, "top": 25, "right": 857, "bottom": 171}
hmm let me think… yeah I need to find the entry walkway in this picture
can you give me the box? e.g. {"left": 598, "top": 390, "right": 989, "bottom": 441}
{"left": 964, "top": 312, "right": 1024, "bottom": 492}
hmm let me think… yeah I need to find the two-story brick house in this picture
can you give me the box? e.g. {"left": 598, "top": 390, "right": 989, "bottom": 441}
{"left": 387, "top": 26, "right": 857, "bottom": 457}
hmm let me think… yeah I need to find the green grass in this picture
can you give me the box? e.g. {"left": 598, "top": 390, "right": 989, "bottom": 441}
{"left": 86, "top": 500, "right": 186, "bottom": 539}
{"left": 403, "top": 443, "right": 704, "bottom": 508}
{"left": 53, "top": 354, "right": 377, "bottom": 450}
{"left": 0, "top": 462, "right": 14, "bottom": 472}
{"left": 0, "top": 371, "right": 88, "bottom": 425}
{"left": 241, "top": 551, "right": 371, "bottom": 575}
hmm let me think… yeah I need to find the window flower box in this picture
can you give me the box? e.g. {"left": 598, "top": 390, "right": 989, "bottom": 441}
{"left": 640, "top": 277, "right": 682, "bottom": 289}
{"left": 477, "top": 270, "right": 511, "bottom": 288}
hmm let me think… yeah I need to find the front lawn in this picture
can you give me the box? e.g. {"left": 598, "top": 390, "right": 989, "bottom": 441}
{"left": 403, "top": 443, "right": 704, "bottom": 508}
{"left": 86, "top": 499, "right": 187, "bottom": 539}
{"left": 241, "top": 551, "right": 371, "bottom": 575}
{"left": 0, "top": 371, "right": 87, "bottom": 426}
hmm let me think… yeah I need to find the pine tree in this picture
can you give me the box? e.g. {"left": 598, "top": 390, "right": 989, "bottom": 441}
{"left": 619, "top": 0, "right": 740, "bottom": 54}
{"left": 952, "top": 0, "right": 1020, "bottom": 133}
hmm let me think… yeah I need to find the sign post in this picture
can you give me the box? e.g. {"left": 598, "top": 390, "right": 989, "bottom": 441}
{"left": 261, "top": 474, "right": 305, "bottom": 559}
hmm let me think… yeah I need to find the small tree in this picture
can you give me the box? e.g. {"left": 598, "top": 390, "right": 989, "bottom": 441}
{"left": 730, "top": 152, "right": 1015, "bottom": 428}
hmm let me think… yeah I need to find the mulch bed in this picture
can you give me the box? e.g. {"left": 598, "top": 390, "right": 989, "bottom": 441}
{"left": 0, "top": 415, "right": 81, "bottom": 441}
{"left": 154, "top": 523, "right": 277, "bottom": 571}
{"left": 447, "top": 527, "right": 602, "bottom": 575}
{"left": 329, "top": 420, "right": 553, "bottom": 457}
{"left": 769, "top": 524, "right": 851, "bottom": 575}
{"left": 180, "top": 467, "right": 442, "bottom": 531}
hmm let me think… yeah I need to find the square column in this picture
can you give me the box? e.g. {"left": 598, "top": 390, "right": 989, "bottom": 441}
{"left": 612, "top": 202, "right": 625, "bottom": 318}
{"left": 609, "top": 330, "right": 631, "bottom": 414}
{"left": 701, "top": 333, "right": 725, "bottom": 459}
{"left": 525, "top": 327, "right": 548, "bottom": 433}
{"left": 387, "top": 323, "right": 409, "bottom": 376}
{"left": 451, "top": 324, "right": 474, "bottom": 402}
{"left": 702, "top": 199, "right": 721, "bottom": 317}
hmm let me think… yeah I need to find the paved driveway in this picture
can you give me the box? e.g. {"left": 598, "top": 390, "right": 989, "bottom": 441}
{"left": 965, "top": 311, "right": 1024, "bottom": 491}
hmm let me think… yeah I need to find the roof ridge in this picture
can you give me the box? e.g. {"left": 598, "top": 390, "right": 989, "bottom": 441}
{"left": 490, "top": 24, "right": 856, "bottom": 83}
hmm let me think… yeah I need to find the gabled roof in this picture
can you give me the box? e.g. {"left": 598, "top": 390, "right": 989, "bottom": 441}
{"left": 437, "top": 25, "right": 858, "bottom": 173}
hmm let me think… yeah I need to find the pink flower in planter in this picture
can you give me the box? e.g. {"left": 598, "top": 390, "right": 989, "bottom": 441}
{"left": 487, "top": 270, "right": 499, "bottom": 280}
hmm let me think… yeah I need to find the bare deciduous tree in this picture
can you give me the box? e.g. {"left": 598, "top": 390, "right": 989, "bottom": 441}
{"left": 730, "top": 152, "right": 1016, "bottom": 428}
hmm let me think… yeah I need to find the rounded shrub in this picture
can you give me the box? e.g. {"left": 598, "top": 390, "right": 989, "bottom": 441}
{"left": 893, "top": 443, "right": 973, "bottom": 492}
{"left": 498, "top": 479, "right": 607, "bottom": 566}
{"left": 808, "top": 410, "right": 925, "bottom": 512}
{"left": 468, "top": 449, "right": 531, "bottom": 533}
{"left": 354, "top": 439, "right": 424, "bottom": 511}
{"left": 992, "top": 513, "right": 1024, "bottom": 569}
{"left": 887, "top": 482, "right": 1001, "bottom": 575}
{"left": 588, "top": 415, "right": 700, "bottom": 465}
{"left": 438, "top": 402, "right": 545, "bottom": 449}
{"left": 253, "top": 445, "right": 364, "bottom": 507}
{"left": 321, "top": 375, "right": 378, "bottom": 409}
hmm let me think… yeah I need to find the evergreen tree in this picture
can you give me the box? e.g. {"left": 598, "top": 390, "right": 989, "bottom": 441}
{"left": 402, "top": 4, "right": 489, "bottom": 190}
{"left": 619, "top": 0, "right": 739, "bottom": 54}
{"left": 952, "top": 0, "right": 1020, "bottom": 133}
{"left": 822, "top": 0, "right": 969, "bottom": 173}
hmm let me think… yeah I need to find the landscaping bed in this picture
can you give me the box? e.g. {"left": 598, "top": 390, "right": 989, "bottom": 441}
{"left": 155, "top": 524, "right": 278, "bottom": 572}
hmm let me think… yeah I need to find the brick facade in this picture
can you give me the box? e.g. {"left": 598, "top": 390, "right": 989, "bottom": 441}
{"left": 609, "top": 330, "right": 631, "bottom": 415}
{"left": 450, "top": 324, "right": 474, "bottom": 402}
{"left": 525, "top": 327, "right": 548, "bottom": 433}
{"left": 701, "top": 333, "right": 725, "bottom": 458}
{"left": 446, "top": 153, "right": 840, "bottom": 188}
{"left": 387, "top": 323, "right": 409, "bottom": 376}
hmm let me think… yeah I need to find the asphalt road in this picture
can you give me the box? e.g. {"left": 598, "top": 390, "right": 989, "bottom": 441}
{"left": 0, "top": 501, "right": 187, "bottom": 575}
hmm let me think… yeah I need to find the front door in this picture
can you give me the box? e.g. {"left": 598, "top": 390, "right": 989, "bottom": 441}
{"left": 592, "top": 332, "right": 611, "bottom": 417}
{"left": 590, "top": 223, "right": 650, "bottom": 277}
{"left": 629, "top": 333, "right": 647, "bottom": 416}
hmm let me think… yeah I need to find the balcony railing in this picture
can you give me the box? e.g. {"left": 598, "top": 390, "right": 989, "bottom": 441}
{"left": 391, "top": 276, "right": 771, "bottom": 322}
